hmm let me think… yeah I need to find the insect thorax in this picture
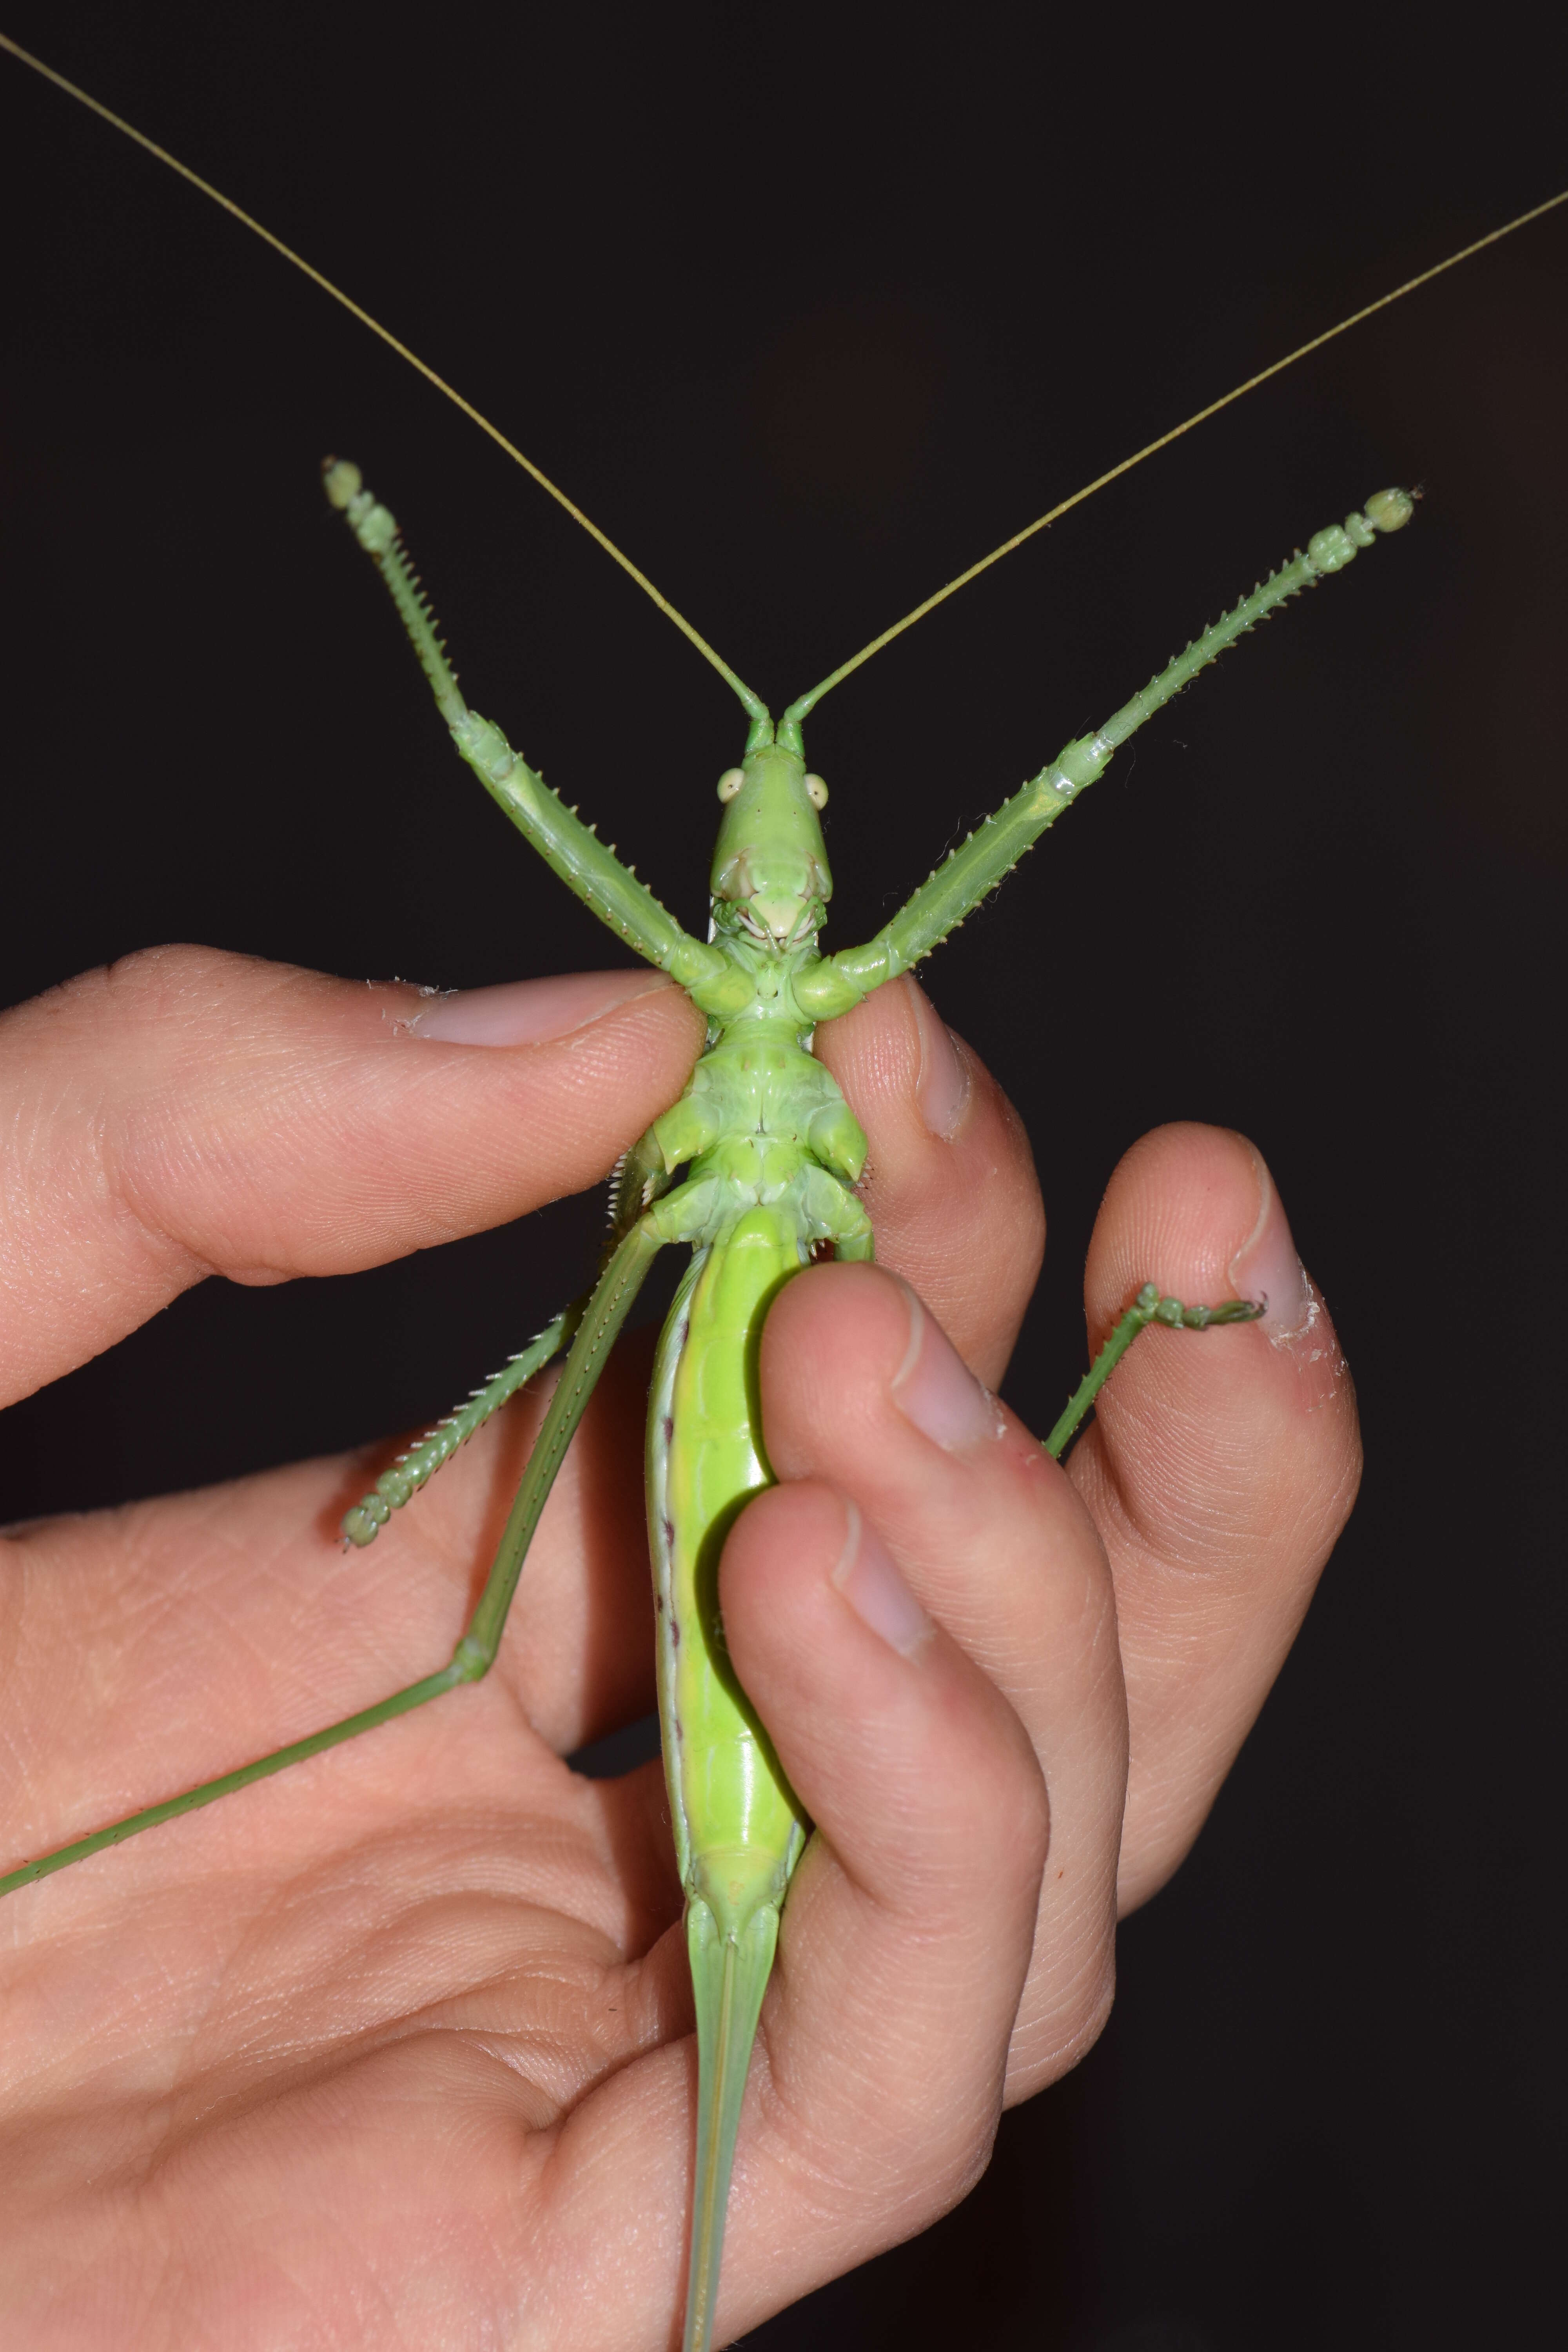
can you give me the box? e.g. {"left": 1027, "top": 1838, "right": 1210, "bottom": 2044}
{"left": 646, "top": 945, "right": 870, "bottom": 1256}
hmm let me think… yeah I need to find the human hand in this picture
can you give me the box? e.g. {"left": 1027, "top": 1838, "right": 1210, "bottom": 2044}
{"left": 0, "top": 949, "right": 1358, "bottom": 2347}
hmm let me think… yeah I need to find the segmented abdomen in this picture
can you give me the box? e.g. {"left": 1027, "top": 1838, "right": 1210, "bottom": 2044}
{"left": 646, "top": 1211, "right": 809, "bottom": 1928}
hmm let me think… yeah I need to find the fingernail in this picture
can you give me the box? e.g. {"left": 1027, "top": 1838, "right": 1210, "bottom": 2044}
{"left": 1228, "top": 1140, "right": 1312, "bottom": 1344}
{"left": 410, "top": 969, "right": 667, "bottom": 1045}
{"left": 831, "top": 1499, "right": 931, "bottom": 1657}
{"left": 891, "top": 1281, "right": 1004, "bottom": 1451}
{"left": 911, "top": 983, "right": 972, "bottom": 1139}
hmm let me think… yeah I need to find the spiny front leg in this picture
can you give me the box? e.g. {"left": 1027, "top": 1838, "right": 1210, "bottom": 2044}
{"left": 322, "top": 461, "right": 728, "bottom": 990}
{"left": 797, "top": 490, "right": 1417, "bottom": 1014}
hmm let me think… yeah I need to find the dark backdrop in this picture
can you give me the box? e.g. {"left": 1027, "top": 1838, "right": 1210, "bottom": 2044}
{"left": 2, "top": 9, "right": 1563, "bottom": 2347}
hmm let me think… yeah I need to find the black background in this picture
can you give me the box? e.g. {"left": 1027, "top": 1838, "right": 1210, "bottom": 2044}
{"left": 1, "top": 9, "right": 1564, "bottom": 2347}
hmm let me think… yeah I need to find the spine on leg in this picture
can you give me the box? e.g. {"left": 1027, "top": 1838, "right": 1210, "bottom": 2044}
{"left": 341, "top": 1307, "right": 578, "bottom": 1546}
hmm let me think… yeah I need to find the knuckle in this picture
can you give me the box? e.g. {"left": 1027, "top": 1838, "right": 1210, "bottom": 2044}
{"left": 1008, "top": 1938, "right": 1118, "bottom": 2100}
{"left": 102, "top": 941, "right": 252, "bottom": 1024}
{"left": 946, "top": 1711, "right": 1051, "bottom": 1908}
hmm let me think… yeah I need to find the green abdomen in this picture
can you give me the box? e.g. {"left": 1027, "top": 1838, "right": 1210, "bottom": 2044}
{"left": 647, "top": 1209, "right": 809, "bottom": 1934}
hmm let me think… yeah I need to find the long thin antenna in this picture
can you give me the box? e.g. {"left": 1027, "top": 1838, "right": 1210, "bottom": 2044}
{"left": 0, "top": 33, "right": 769, "bottom": 723}
{"left": 781, "top": 185, "right": 1568, "bottom": 725}
{"left": 9, "top": 33, "right": 1564, "bottom": 727}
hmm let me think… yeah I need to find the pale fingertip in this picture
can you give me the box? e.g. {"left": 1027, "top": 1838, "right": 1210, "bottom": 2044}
{"left": 890, "top": 1282, "right": 1006, "bottom": 1452}
{"left": 410, "top": 968, "right": 669, "bottom": 1044}
{"left": 910, "top": 982, "right": 973, "bottom": 1140}
{"left": 830, "top": 1498, "right": 932, "bottom": 1658}
{"left": 1226, "top": 1139, "right": 1312, "bottom": 1345}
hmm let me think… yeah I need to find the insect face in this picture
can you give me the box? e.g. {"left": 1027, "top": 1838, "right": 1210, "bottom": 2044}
{"left": 710, "top": 744, "right": 833, "bottom": 946}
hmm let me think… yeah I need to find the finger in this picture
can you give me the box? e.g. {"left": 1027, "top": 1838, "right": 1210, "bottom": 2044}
{"left": 757, "top": 1257, "right": 1125, "bottom": 2093}
{"left": 815, "top": 976, "right": 1044, "bottom": 1387}
{"left": 539, "top": 1470, "right": 1055, "bottom": 2348}
{"left": 459, "top": 1259, "right": 1131, "bottom": 2347}
{"left": 0, "top": 946, "right": 704, "bottom": 1403}
{"left": 1065, "top": 1122, "right": 1363, "bottom": 1912}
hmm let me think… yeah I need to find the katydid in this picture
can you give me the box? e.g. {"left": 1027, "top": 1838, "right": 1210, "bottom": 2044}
{"left": 2, "top": 30, "right": 1565, "bottom": 2352}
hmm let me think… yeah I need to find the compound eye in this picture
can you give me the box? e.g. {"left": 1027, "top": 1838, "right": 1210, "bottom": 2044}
{"left": 804, "top": 772, "right": 828, "bottom": 809}
{"left": 717, "top": 768, "right": 745, "bottom": 802}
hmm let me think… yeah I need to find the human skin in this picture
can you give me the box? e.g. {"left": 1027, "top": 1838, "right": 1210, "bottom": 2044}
{"left": 0, "top": 949, "right": 1360, "bottom": 2348}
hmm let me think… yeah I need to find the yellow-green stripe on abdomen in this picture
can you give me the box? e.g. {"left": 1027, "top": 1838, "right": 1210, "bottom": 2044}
{"left": 650, "top": 1208, "right": 809, "bottom": 1935}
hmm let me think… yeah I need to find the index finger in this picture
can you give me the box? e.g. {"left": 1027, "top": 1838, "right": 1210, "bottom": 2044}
{"left": 0, "top": 945, "right": 704, "bottom": 1406}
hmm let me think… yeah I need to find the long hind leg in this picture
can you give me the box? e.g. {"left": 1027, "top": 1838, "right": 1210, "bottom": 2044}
{"left": 0, "top": 1218, "right": 668, "bottom": 1898}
